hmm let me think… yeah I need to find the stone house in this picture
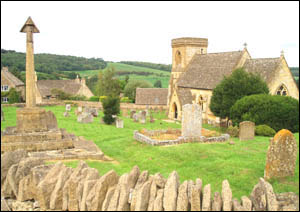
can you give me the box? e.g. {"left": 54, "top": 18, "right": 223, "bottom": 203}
{"left": 36, "top": 76, "right": 94, "bottom": 103}
{"left": 1, "top": 67, "right": 25, "bottom": 102}
{"left": 135, "top": 88, "right": 168, "bottom": 106}
{"left": 167, "top": 37, "right": 299, "bottom": 125}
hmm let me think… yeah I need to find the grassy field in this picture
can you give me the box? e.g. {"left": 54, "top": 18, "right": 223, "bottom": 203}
{"left": 69, "top": 62, "right": 171, "bottom": 88}
{"left": 1, "top": 105, "right": 299, "bottom": 200}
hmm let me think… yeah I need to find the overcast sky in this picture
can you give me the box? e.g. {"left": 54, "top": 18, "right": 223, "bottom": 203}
{"left": 1, "top": 1, "right": 299, "bottom": 66}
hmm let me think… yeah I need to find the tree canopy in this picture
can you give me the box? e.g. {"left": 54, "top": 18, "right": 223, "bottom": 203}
{"left": 95, "top": 66, "right": 121, "bottom": 97}
{"left": 209, "top": 68, "right": 269, "bottom": 120}
{"left": 124, "top": 79, "right": 153, "bottom": 102}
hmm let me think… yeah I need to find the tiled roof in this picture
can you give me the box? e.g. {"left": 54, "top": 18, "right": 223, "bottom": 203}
{"left": 1, "top": 67, "right": 24, "bottom": 86}
{"left": 135, "top": 88, "right": 168, "bottom": 105}
{"left": 37, "top": 80, "right": 81, "bottom": 97}
{"left": 177, "top": 51, "right": 244, "bottom": 89}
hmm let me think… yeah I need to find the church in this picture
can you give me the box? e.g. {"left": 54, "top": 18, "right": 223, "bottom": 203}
{"left": 167, "top": 37, "right": 299, "bottom": 125}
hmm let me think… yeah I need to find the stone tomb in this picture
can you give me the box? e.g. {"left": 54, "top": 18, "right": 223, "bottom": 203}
{"left": 239, "top": 121, "right": 255, "bottom": 141}
{"left": 181, "top": 104, "right": 202, "bottom": 137}
{"left": 77, "top": 112, "right": 94, "bottom": 123}
{"left": 264, "top": 129, "right": 298, "bottom": 180}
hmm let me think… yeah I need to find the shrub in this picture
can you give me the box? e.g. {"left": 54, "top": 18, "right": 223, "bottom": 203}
{"left": 102, "top": 96, "right": 120, "bottom": 124}
{"left": 226, "top": 126, "right": 239, "bottom": 137}
{"left": 89, "top": 96, "right": 100, "bottom": 102}
{"left": 99, "top": 96, "right": 107, "bottom": 102}
{"left": 255, "top": 125, "right": 276, "bottom": 137}
{"left": 120, "top": 97, "right": 132, "bottom": 103}
{"left": 230, "top": 94, "right": 299, "bottom": 132}
{"left": 51, "top": 89, "right": 71, "bottom": 100}
{"left": 69, "top": 95, "right": 86, "bottom": 101}
{"left": 7, "top": 88, "right": 21, "bottom": 104}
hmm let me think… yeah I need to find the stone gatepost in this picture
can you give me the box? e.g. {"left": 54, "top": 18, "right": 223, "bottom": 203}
{"left": 264, "top": 129, "right": 298, "bottom": 180}
{"left": 239, "top": 121, "right": 255, "bottom": 141}
{"left": 181, "top": 104, "right": 202, "bottom": 137}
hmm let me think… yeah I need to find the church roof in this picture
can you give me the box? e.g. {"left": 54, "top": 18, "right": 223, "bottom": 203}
{"left": 37, "top": 80, "right": 82, "bottom": 97}
{"left": 135, "top": 88, "right": 168, "bottom": 105}
{"left": 177, "top": 51, "right": 244, "bottom": 89}
{"left": 243, "top": 57, "right": 281, "bottom": 84}
{"left": 177, "top": 88, "right": 193, "bottom": 106}
{"left": 1, "top": 67, "right": 24, "bottom": 87}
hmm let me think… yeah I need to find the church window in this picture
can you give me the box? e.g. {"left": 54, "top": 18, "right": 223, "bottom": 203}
{"left": 276, "top": 84, "right": 288, "bottom": 96}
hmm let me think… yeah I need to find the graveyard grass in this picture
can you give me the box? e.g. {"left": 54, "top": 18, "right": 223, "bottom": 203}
{"left": 1, "top": 105, "right": 299, "bottom": 200}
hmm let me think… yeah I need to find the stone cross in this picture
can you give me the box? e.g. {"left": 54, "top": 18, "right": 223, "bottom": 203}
{"left": 20, "top": 17, "right": 39, "bottom": 108}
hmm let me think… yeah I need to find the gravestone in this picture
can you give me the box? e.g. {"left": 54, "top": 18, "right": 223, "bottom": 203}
{"left": 116, "top": 119, "right": 124, "bottom": 128}
{"left": 139, "top": 111, "right": 146, "bottom": 124}
{"left": 239, "top": 121, "right": 255, "bottom": 141}
{"left": 150, "top": 114, "right": 155, "bottom": 123}
{"left": 89, "top": 108, "right": 98, "bottom": 117}
{"left": 63, "top": 112, "right": 70, "bottom": 117}
{"left": 130, "top": 110, "right": 136, "bottom": 119}
{"left": 264, "top": 129, "right": 298, "bottom": 180}
{"left": 65, "top": 104, "right": 71, "bottom": 112}
{"left": 133, "top": 113, "right": 139, "bottom": 122}
{"left": 1, "top": 107, "right": 4, "bottom": 122}
{"left": 181, "top": 104, "right": 202, "bottom": 137}
{"left": 77, "top": 112, "right": 94, "bottom": 123}
{"left": 78, "top": 106, "right": 83, "bottom": 113}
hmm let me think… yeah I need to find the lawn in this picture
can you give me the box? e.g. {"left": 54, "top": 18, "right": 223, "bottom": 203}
{"left": 1, "top": 105, "right": 299, "bottom": 200}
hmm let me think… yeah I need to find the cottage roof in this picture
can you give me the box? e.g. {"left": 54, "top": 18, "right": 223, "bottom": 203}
{"left": 243, "top": 57, "right": 281, "bottom": 84}
{"left": 1, "top": 67, "right": 24, "bottom": 87}
{"left": 135, "top": 88, "right": 168, "bottom": 105}
{"left": 177, "top": 51, "right": 244, "bottom": 89}
{"left": 37, "top": 80, "right": 81, "bottom": 97}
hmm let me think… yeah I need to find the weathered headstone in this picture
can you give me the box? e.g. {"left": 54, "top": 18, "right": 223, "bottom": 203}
{"left": 130, "top": 110, "right": 136, "bottom": 119}
{"left": 89, "top": 108, "right": 98, "bottom": 117}
{"left": 77, "top": 112, "right": 94, "bottom": 123}
{"left": 181, "top": 104, "right": 202, "bottom": 137}
{"left": 65, "top": 104, "right": 71, "bottom": 112}
{"left": 239, "top": 121, "right": 255, "bottom": 141}
{"left": 133, "top": 113, "right": 139, "bottom": 122}
{"left": 116, "top": 119, "right": 124, "bottom": 128}
{"left": 78, "top": 106, "right": 83, "bottom": 113}
{"left": 264, "top": 129, "right": 298, "bottom": 180}
{"left": 63, "top": 112, "right": 69, "bottom": 117}
{"left": 150, "top": 114, "right": 155, "bottom": 123}
{"left": 139, "top": 112, "right": 146, "bottom": 124}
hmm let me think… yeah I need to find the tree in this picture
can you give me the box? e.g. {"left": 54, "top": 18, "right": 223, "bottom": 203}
{"left": 154, "top": 80, "right": 162, "bottom": 88}
{"left": 96, "top": 66, "right": 121, "bottom": 97}
{"left": 102, "top": 96, "right": 120, "bottom": 124}
{"left": 124, "top": 79, "right": 153, "bottom": 102}
{"left": 209, "top": 68, "right": 269, "bottom": 121}
{"left": 8, "top": 88, "right": 21, "bottom": 104}
{"left": 125, "top": 75, "right": 129, "bottom": 84}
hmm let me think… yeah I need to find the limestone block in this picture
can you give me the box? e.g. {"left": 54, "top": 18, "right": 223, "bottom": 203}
{"left": 147, "top": 180, "right": 158, "bottom": 211}
{"left": 182, "top": 104, "right": 202, "bottom": 137}
{"left": 163, "top": 171, "right": 180, "bottom": 211}
{"left": 135, "top": 180, "right": 152, "bottom": 211}
{"left": 250, "top": 180, "right": 267, "bottom": 211}
{"left": 153, "top": 189, "right": 164, "bottom": 211}
{"left": 80, "top": 179, "right": 98, "bottom": 211}
{"left": 176, "top": 180, "right": 189, "bottom": 211}
{"left": 239, "top": 121, "right": 255, "bottom": 141}
{"left": 264, "top": 129, "right": 298, "bottom": 180}
{"left": 107, "top": 173, "right": 128, "bottom": 211}
{"left": 191, "top": 179, "right": 202, "bottom": 211}
{"left": 222, "top": 179, "right": 232, "bottom": 211}
{"left": 241, "top": 196, "right": 252, "bottom": 211}
{"left": 102, "top": 186, "right": 116, "bottom": 211}
{"left": 212, "top": 192, "right": 222, "bottom": 211}
{"left": 130, "top": 170, "right": 149, "bottom": 211}
{"left": 202, "top": 184, "right": 211, "bottom": 211}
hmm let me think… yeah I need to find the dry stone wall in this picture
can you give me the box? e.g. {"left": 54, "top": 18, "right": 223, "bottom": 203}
{"left": 1, "top": 150, "right": 299, "bottom": 211}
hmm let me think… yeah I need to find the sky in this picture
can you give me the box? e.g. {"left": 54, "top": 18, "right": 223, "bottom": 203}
{"left": 1, "top": 1, "right": 299, "bottom": 66}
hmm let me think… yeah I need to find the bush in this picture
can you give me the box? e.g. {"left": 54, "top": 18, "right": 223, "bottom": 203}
{"left": 255, "top": 125, "right": 276, "bottom": 137}
{"left": 230, "top": 94, "right": 299, "bottom": 132}
{"left": 99, "top": 96, "right": 107, "bottom": 102}
{"left": 120, "top": 97, "right": 132, "bottom": 103}
{"left": 7, "top": 88, "right": 21, "bottom": 104}
{"left": 102, "top": 96, "right": 120, "bottom": 124}
{"left": 226, "top": 126, "right": 239, "bottom": 137}
{"left": 89, "top": 96, "right": 100, "bottom": 102}
{"left": 69, "top": 95, "right": 86, "bottom": 101}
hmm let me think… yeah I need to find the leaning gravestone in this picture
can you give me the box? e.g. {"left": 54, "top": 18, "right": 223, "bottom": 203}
{"left": 1, "top": 107, "right": 4, "bottom": 122}
{"left": 65, "top": 104, "right": 71, "bottom": 112}
{"left": 77, "top": 112, "right": 94, "bottom": 123}
{"left": 239, "top": 121, "right": 255, "bottom": 141}
{"left": 133, "top": 113, "right": 139, "bottom": 122}
{"left": 116, "top": 119, "right": 124, "bottom": 128}
{"left": 63, "top": 112, "right": 70, "bottom": 117}
{"left": 130, "top": 110, "right": 136, "bottom": 119}
{"left": 181, "top": 104, "right": 202, "bottom": 137}
{"left": 264, "top": 129, "right": 298, "bottom": 180}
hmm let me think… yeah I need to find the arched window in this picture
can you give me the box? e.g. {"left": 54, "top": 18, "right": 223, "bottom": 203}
{"left": 175, "top": 51, "right": 182, "bottom": 66}
{"left": 276, "top": 84, "right": 288, "bottom": 96}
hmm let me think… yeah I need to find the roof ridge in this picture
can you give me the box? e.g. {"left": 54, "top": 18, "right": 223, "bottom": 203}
{"left": 195, "top": 50, "right": 243, "bottom": 56}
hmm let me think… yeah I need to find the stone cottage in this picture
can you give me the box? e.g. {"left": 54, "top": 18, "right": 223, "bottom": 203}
{"left": 36, "top": 76, "right": 94, "bottom": 103}
{"left": 167, "top": 37, "right": 299, "bottom": 125}
{"left": 1, "top": 67, "right": 25, "bottom": 102}
{"left": 135, "top": 88, "right": 168, "bottom": 106}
